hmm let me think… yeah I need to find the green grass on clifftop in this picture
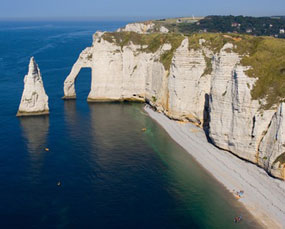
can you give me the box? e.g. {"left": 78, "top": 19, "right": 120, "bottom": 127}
{"left": 187, "top": 33, "right": 285, "bottom": 109}
{"left": 102, "top": 32, "right": 184, "bottom": 71}
{"left": 240, "top": 37, "right": 285, "bottom": 109}
{"left": 187, "top": 33, "right": 260, "bottom": 54}
{"left": 188, "top": 33, "right": 230, "bottom": 53}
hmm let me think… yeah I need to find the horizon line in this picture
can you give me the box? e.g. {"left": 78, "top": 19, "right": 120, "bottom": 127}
{"left": 0, "top": 14, "right": 283, "bottom": 22}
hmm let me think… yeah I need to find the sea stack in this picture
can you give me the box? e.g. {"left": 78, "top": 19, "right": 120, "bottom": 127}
{"left": 17, "top": 57, "right": 49, "bottom": 116}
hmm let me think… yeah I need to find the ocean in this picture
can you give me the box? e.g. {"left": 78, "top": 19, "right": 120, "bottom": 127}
{"left": 0, "top": 20, "right": 259, "bottom": 228}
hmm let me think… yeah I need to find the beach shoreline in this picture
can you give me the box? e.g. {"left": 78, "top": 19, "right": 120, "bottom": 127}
{"left": 144, "top": 105, "right": 285, "bottom": 229}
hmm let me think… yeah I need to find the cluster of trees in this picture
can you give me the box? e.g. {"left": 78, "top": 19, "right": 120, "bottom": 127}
{"left": 176, "top": 16, "right": 285, "bottom": 38}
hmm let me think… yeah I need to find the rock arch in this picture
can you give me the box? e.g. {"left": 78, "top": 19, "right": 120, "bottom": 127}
{"left": 63, "top": 47, "right": 93, "bottom": 99}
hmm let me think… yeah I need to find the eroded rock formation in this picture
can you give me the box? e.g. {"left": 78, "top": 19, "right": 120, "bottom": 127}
{"left": 17, "top": 57, "right": 49, "bottom": 116}
{"left": 117, "top": 22, "right": 169, "bottom": 34}
{"left": 63, "top": 31, "right": 285, "bottom": 180}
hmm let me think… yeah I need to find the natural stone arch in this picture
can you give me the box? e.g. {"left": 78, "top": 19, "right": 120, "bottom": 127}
{"left": 63, "top": 47, "right": 93, "bottom": 99}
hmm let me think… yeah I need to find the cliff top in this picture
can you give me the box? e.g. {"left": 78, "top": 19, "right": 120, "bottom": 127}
{"left": 100, "top": 31, "right": 285, "bottom": 109}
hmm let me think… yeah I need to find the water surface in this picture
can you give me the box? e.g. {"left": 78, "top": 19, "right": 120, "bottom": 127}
{"left": 0, "top": 21, "right": 259, "bottom": 228}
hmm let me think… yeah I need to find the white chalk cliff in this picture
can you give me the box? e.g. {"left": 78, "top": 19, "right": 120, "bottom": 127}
{"left": 117, "top": 22, "right": 169, "bottom": 34}
{"left": 17, "top": 57, "right": 49, "bottom": 116}
{"left": 63, "top": 31, "right": 285, "bottom": 180}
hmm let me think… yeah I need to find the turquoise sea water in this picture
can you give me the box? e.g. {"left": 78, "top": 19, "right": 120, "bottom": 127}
{"left": 0, "top": 21, "right": 259, "bottom": 228}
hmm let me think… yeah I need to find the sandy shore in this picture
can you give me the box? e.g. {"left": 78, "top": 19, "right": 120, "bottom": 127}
{"left": 145, "top": 106, "right": 285, "bottom": 228}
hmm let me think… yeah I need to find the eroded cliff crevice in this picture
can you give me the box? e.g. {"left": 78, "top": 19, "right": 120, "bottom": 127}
{"left": 258, "top": 103, "right": 285, "bottom": 179}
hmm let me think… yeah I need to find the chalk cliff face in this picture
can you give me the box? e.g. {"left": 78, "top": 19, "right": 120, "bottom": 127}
{"left": 117, "top": 22, "right": 155, "bottom": 34}
{"left": 258, "top": 103, "right": 285, "bottom": 178}
{"left": 208, "top": 45, "right": 275, "bottom": 162}
{"left": 63, "top": 31, "right": 285, "bottom": 180}
{"left": 17, "top": 57, "right": 49, "bottom": 116}
{"left": 117, "top": 22, "right": 169, "bottom": 34}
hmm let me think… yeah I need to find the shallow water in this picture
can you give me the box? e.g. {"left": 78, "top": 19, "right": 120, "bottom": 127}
{"left": 0, "top": 21, "right": 260, "bottom": 228}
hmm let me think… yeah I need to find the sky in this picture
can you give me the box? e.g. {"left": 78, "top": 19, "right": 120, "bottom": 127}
{"left": 1, "top": 0, "right": 285, "bottom": 19}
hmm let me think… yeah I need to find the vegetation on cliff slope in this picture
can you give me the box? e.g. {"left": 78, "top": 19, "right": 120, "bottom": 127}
{"left": 202, "top": 53, "right": 213, "bottom": 77}
{"left": 240, "top": 37, "right": 285, "bottom": 109}
{"left": 187, "top": 33, "right": 285, "bottom": 109}
{"left": 187, "top": 33, "right": 258, "bottom": 54}
{"left": 102, "top": 32, "right": 184, "bottom": 71}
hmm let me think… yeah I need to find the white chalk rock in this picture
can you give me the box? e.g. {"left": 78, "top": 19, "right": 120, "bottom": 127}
{"left": 258, "top": 103, "right": 285, "bottom": 179}
{"left": 117, "top": 22, "right": 169, "bottom": 34}
{"left": 207, "top": 43, "right": 276, "bottom": 164}
{"left": 117, "top": 22, "right": 155, "bottom": 34}
{"left": 160, "top": 26, "right": 169, "bottom": 33}
{"left": 168, "top": 38, "right": 211, "bottom": 123}
{"left": 17, "top": 57, "right": 49, "bottom": 116}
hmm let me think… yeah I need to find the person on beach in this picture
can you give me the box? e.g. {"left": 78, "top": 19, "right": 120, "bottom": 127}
{"left": 234, "top": 216, "right": 242, "bottom": 223}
